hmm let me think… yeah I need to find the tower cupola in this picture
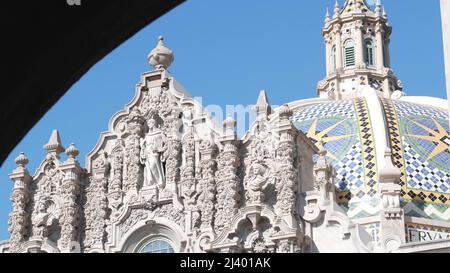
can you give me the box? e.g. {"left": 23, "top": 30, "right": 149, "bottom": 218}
{"left": 318, "top": 0, "right": 402, "bottom": 100}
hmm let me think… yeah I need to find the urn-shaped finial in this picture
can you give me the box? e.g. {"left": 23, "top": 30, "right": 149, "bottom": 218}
{"left": 15, "top": 152, "right": 29, "bottom": 168}
{"left": 278, "top": 104, "right": 293, "bottom": 121}
{"left": 66, "top": 143, "right": 80, "bottom": 159}
{"left": 148, "top": 36, "right": 174, "bottom": 70}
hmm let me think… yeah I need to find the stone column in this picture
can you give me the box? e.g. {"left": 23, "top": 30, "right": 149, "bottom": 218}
{"left": 275, "top": 105, "right": 298, "bottom": 228}
{"left": 108, "top": 140, "right": 125, "bottom": 220}
{"left": 124, "top": 108, "right": 145, "bottom": 195}
{"left": 355, "top": 21, "right": 364, "bottom": 67}
{"left": 214, "top": 115, "right": 240, "bottom": 233}
{"left": 384, "top": 37, "right": 391, "bottom": 68}
{"left": 59, "top": 144, "right": 83, "bottom": 253}
{"left": 84, "top": 150, "right": 110, "bottom": 251}
{"left": 325, "top": 36, "right": 331, "bottom": 76}
{"left": 375, "top": 23, "right": 385, "bottom": 71}
{"left": 197, "top": 140, "right": 217, "bottom": 232}
{"left": 8, "top": 153, "right": 32, "bottom": 253}
{"left": 334, "top": 25, "right": 343, "bottom": 70}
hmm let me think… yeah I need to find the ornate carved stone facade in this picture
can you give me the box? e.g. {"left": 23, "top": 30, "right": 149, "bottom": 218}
{"left": 4, "top": 35, "right": 372, "bottom": 253}
{"left": 4, "top": 1, "right": 449, "bottom": 253}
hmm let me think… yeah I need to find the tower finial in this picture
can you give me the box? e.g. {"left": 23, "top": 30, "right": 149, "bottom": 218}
{"left": 333, "top": 0, "right": 340, "bottom": 18}
{"left": 382, "top": 6, "right": 387, "bottom": 18}
{"left": 375, "top": 0, "right": 382, "bottom": 16}
{"left": 325, "top": 7, "right": 331, "bottom": 23}
{"left": 148, "top": 35, "right": 174, "bottom": 70}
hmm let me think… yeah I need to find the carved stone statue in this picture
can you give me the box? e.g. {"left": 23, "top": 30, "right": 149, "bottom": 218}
{"left": 32, "top": 200, "right": 58, "bottom": 238}
{"left": 245, "top": 162, "right": 271, "bottom": 204}
{"left": 140, "top": 118, "right": 165, "bottom": 188}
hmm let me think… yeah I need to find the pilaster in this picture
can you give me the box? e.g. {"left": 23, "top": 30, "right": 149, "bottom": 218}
{"left": 8, "top": 153, "right": 32, "bottom": 253}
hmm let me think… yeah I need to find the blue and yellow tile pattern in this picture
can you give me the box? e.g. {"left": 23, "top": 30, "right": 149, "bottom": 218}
{"left": 292, "top": 98, "right": 378, "bottom": 218}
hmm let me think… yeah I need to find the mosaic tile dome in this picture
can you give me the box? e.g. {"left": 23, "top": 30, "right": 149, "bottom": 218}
{"left": 290, "top": 96, "right": 450, "bottom": 222}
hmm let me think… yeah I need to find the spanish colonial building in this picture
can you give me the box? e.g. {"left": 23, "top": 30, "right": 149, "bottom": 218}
{"left": 2, "top": 0, "right": 450, "bottom": 253}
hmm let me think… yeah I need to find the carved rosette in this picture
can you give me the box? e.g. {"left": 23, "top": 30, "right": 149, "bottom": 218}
{"left": 275, "top": 133, "right": 297, "bottom": 217}
{"left": 124, "top": 108, "right": 145, "bottom": 194}
{"left": 214, "top": 142, "right": 240, "bottom": 232}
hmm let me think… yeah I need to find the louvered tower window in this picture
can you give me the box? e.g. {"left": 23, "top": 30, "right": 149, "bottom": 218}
{"left": 364, "top": 39, "right": 375, "bottom": 67}
{"left": 344, "top": 39, "right": 355, "bottom": 67}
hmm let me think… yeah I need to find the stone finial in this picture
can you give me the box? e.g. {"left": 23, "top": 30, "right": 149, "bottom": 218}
{"left": 44, "top": 129, "right": 65, "bottom": 156}
{"left": 382, "top": 6, "right": 387, "bottom": 18}
{"left": 325, "top": 7, "right": 331, "bottom": 23}
{"left": 315, "top": 141, "right": 329, "bottom": 168}
{"left": 253, "top": 90, "right": 272, "bottom": 119}
{"left": 66, "top": 143, "right": 80, "bottom": 159}
{"left": 375, "top": 0, "right": 382, "bottom": 16}
{"left": 223, "top": 114, "right": 237, "bottom": 137}
{"left": 313, "top": 140, "right": 335, "bottom": 192}
{"left": 148, "top": 35, "right": 174, "bottom": 70}
{"left": 15, "top": 152, "right": 29, "bottom": 168}
{"left": 333, "top": 0, "right": 340, "bottom": 18}
{"left": 278, "top": 104, "right": 293, "bottom": 122}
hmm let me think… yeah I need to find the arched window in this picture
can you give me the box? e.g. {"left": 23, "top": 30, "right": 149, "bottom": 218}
{"left": 139, "top": 239, "right": 174, "bottom": 253}
{"left": 331, "top": 45, "right": 337, "bottom": 72}
{"left": 364, "top": 39, "right": 375, "bottom": 67}
{"left": 344, "top": 39, "right": 355, "bottom": 67}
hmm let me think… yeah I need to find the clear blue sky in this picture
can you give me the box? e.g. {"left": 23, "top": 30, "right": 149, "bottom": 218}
{"left": 0, "top": 0, "right": 446, "bottom": 240}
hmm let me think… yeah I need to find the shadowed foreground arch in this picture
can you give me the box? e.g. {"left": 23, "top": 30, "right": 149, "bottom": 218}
{"left": 0, "top": 0, "right": 185, "bottom": 166}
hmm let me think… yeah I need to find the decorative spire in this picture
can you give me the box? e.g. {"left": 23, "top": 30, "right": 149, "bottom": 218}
{"left": 333, "top": 0, "right": 340, "bottom": 18}
{"left": 325, "top": 7, "right": 331, "bottom": 23}
{"left": 148, "top": 35, "right": 174, "bottom": 70}
{"left": 44, "top": 129, "right": 64, "bottom": 157}
{"left": 375, "top": 0, "right": 382, "bottom": 16}
{"left": 253, "top": 90, "right": 272, "bottom": 120}
{"left": 382, "top": 6, "right": 387, "bottom": 18}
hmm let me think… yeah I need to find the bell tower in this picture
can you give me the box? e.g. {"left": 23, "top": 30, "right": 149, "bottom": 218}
{"left": 318, "top": 0, "right": 403, "bottom": 100}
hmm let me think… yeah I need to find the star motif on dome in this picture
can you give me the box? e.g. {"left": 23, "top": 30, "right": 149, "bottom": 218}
{"left": 407, "top": 118, "right": 450, "bottom": 160}
{"left": 306, "top": 118, "right": 356, "bottom": 161}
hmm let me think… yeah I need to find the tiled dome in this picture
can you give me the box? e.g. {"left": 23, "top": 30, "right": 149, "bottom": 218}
{"left": 290, "top": 96, "right": 450, "bottom": 222}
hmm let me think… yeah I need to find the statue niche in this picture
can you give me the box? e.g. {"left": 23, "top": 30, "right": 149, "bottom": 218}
{"left": 139, "top": 118, "right": 166, "bottom": 189}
